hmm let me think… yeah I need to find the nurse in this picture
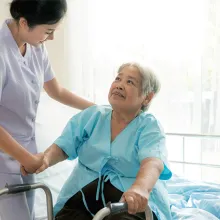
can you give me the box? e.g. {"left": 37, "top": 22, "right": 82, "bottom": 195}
{"left": 0, "top": 0, "right": 93, "bottom": 219}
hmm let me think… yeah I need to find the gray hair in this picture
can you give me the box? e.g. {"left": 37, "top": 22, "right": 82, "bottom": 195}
{"left": 118, "top": 62, "right": 161, "bottom": 111}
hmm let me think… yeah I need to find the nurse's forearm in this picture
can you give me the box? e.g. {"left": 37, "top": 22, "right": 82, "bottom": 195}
{"left": 0, "top": 126, "right": 36, "bottom": 165}
{"left": 44, "top": 143, "right": 68, "bottom": 167}
{"left": 132, "top": 158, "right": 163, "bottom": 194}
{"left": 57, "top": 88, "right": 95, "bottom": 110}
{"left": 44, "top": 78, "right": 94, "bottom": 110}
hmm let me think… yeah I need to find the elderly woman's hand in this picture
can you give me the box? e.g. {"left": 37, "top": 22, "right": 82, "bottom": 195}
{"left": 35, "top": 153, "right": 50, "bottom": 174}
{"left": 20, "top": 152, "right": 50, "bottom": 176}
{"left": 120, "top": 184, "right": 149, "bottom": 214}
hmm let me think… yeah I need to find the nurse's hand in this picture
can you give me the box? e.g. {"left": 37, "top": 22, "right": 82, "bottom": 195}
{"left": 20, "top": 153, "right": 44, "bottom": 176}
{"left": 120, "top": 185, "right": 149, "bottom": 214}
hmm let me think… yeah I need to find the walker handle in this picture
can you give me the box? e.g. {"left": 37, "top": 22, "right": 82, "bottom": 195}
{"left": 106, "top": 202, "right": 128, "bottom": 214}
{"left": 2, "top": 183, "right": 54, "bottom": 220}
{"left": 5, "top": 183, "right": 32, "bottom": 194}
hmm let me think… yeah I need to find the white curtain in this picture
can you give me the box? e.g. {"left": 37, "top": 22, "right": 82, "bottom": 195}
{"left": 65, "top": 0, "right": 220, "bottom": 182}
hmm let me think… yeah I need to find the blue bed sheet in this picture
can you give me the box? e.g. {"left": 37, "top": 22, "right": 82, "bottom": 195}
{"left": 167, "top": 175, "right": 220, "bottom": 219}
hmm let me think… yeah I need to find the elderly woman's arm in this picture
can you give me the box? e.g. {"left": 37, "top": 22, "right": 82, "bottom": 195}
{"left": 21, "top": 144, "right": 68, "bottom": 175}
{"left": 121, "top": 157, "right": 163, "bottom": 214}
{"left": 36, "top": 144, "right": 68, "bottom": 174}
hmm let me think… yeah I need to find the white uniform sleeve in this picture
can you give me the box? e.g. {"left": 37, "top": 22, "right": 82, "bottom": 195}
{"left": 0, "top": 53, "right": 6, "bottom": 103}
{"left": 42, "top": 44, "right": 55, "bottom": 82}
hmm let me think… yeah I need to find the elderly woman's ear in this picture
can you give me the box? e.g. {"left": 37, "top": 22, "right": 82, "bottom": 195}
{"left": 142, "top": 92, "right": 154, "bottom": 107}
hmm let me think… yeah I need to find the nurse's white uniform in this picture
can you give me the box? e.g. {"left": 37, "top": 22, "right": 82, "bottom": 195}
{"left": 0, "top": 20, "right": 54, "bottom": 220}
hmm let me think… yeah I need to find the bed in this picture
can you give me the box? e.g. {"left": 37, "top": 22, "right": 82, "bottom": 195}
{"left": 167, "top": 133, "right": 220, "bottom": 220}
{"left": 34, "top": 94, "right": 220, "bottom": 220}
{"left": 167, "top": 174, "right": 220, "bottom": 220}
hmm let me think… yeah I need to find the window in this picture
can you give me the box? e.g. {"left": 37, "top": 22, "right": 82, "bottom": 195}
{"left": 66, "top": 0, "right": 220, "bottom": 182}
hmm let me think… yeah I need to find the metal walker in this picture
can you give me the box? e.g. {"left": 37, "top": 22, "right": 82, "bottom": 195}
{"left": 0, "top": 183, "right": 153, "bottom": 220}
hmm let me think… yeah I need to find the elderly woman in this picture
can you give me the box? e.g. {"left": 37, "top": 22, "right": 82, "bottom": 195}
{"left": 30, "top": 62, "right": 172, "bottom": 220}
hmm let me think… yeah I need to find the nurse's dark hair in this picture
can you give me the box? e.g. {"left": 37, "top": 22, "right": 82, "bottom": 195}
{"left": 10, "top": 0, "right": 67, "bottom": 27}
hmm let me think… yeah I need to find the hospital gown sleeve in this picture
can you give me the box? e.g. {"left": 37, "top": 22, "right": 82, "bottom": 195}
{"left": 137, "top": 116, "right": 172, "bottom": 180}
{"left": 54, "top": 106, "right": 97, "bottom": 160}
{"left": 42, "top": 44, "right": 55, "bottom": 82}
{"left": 0, "top": 53, "right": 6, "bottom": 103}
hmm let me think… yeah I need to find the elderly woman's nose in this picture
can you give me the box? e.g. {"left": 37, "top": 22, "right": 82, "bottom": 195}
{"left": 116, "top": 81, "right": 124, "bottom": 89}
{"left": 116, "top": 85, "right": 123, "bottom": 90}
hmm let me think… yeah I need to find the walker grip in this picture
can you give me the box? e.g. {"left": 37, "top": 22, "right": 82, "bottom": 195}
{"left": 5, "top": 184, "right": 32, "bottom": 194}
{"left": 107, "top": 202, "right": 128, "bottom": 214}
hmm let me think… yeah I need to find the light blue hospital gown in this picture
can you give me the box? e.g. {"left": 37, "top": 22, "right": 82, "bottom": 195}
{"left": 0, "top": 20, "right": 54, "bottom": 220}
{"left": 54, "top": 105, "right": 172, "bottom": 220}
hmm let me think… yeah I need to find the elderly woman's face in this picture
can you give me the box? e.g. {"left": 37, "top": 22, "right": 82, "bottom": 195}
{"left": 108, "top": 65, "right": 146, "bottom": 112}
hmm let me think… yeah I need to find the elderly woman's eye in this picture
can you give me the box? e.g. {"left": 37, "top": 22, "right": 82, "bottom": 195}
{"left": 45, "top": 30, "right": 54, "bottom": 35}
{"left": 127, "top": 80, "right": 134, "bottom": 85}
{"left": 115, "top": 77, "right": 120, "bottom": 81}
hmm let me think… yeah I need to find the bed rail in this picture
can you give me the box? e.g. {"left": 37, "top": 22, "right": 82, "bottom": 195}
{"left": 166, "top": 133, "right": 220, "bottom": 139}
{"left": 166, "top": 132, "right": 220, "bottom": 169}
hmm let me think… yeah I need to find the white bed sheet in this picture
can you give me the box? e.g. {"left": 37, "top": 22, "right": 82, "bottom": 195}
{"left": 167, "top": 175, "right": 220, "bottom": 220}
